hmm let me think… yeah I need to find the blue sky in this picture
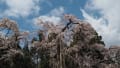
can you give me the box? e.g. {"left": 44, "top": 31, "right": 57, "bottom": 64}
{"left": 0, "top": 0, "right": 87, "bottom": 31}
{"left": 0, "top": 0, "right": 120, "bottom": 46}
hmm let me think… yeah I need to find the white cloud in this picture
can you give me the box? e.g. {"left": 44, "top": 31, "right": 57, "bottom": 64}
{"left": 34, "top": 7, "right": 64, "bottom": 26}
{"left": 50, "top": 7, "right": 64, "bottom": 17}
{"left": 82, "top": 0, "right": 120, "bottom": 46}
{"left": 35, "top": 16, "right": 62, "bottom": 26}
{"left": 1, "top": 0, "right": 40, "bottom": 17}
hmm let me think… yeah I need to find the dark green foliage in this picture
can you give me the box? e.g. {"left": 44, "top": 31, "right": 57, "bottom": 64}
{"left": 22, "top": 49, "right": 35, "bottom": 68}
{"left": 65, "top": 55, "right": 79, "bottom": 68}
{"left": 89, "top": 35, "right": 105, "bottom": 45}
{"left": 48, "top": 32, "right": 57, "bottom": 42}
{"left": 39, "top": 54, "right": 50, "bottom": 68}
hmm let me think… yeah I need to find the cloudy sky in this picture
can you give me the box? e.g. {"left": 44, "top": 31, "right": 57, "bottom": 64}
{"left": 0, "top": 0, "right": 120, "bottom": 46}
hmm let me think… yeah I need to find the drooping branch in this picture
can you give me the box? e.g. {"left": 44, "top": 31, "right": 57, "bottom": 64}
{"left": 0, "top": 18, "right": 19, "bottom": 36}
